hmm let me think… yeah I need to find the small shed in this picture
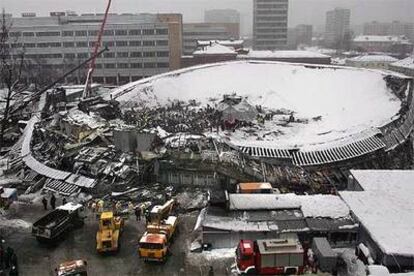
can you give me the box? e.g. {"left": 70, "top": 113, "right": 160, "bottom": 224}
{"left": 312, "top": 237, "right": 337, "bottom": 272}
{"left": 237, "top": 182, "right": 273, "bottom": 194}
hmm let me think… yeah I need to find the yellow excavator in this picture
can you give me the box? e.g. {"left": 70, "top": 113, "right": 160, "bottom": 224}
{"left": 138, "top": 199, "right": 178, "bottom": 262}
{"left": 96, "top": 211, "right": 124, "bottom": 253}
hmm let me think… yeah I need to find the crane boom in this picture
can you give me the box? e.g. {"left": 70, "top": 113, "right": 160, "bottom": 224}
{"left": 83, "top": 0, "right": 112, "bottom": 99}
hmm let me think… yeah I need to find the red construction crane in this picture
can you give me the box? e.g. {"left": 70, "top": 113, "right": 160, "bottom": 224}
{"left": 82, "top": 0, "right": 112, "bottom": 99}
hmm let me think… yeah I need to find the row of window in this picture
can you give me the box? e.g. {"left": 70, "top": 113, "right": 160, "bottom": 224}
{"left": 22, "top": 51, "right": 169, "bottom": 59}
{"left": 96, "top": 62, "right": 169, "bottom": 69}
{"left": 256, "top": 34, "right": 287, "bottom": 39}
{"left": 256, "top": 4, "right": 288, "bottom": 9}
{"left": 256, "top": 16, "right": 288, "bottom": 22}
{"left": 10, "top": 29, "right": 169, "bottom": 38}
{"left": 256, "top": 22, "right": 287, "bottom": 28}
{"left": 256, "top": 10, "right": 288, "bottom": 15}
{"left": 254, "top": 40, "right": 287, "bottom": 46}
{"left": 9, "top": 40, "right": 168, "bottom": 49}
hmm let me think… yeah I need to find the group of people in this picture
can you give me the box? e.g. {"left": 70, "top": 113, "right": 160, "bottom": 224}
{"left": 41, "top": 194, "right": 67, "bottom": 211}
{"left": 0, "top": 239, "right": 19, "bottom": 276}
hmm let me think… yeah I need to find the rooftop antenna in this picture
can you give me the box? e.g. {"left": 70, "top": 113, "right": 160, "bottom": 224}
{"left": 82, "top": 0, "right": 112, "bottom": 99}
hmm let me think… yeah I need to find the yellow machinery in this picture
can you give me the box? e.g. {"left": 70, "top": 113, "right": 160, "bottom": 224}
{"left": 138, "top": 199, "right": 177, "bottom": 262}
{"left": 96, "top": 211, "right": 123, "bottom": 253}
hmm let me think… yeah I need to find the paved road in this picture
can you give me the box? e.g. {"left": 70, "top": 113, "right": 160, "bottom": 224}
{"left": 4, "top": 202, "right": 198, "bottom": 276}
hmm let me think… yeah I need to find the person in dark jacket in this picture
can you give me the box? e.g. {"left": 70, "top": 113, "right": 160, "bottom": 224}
{"left": 50, "top": 194, "right": 56, "bottom": 210}
{"left": 4, "top": 247, "right": 13, "bottom": 269}
{"left": 41, "top": 197, "right": 47, "bottom": 211}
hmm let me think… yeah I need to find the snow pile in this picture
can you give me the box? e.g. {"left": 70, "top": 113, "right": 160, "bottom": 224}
{"left": 0, "top": 217, "right": 31, "bottom": 233}
{"left": 354, "top": 35, "right": 410, "bottom": 43}
{"left": 112, "top": 61, "right": 402, "bottom": 150}
{"left": 65, "top": 109, "right": 107, "bottom": 130}
{"left": 295, "top": 194, "right": 350, "bottom": 219}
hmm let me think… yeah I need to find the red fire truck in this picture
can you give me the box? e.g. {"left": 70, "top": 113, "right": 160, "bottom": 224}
{"left": 235, "top": 235, "right": 305, "bottom": 275}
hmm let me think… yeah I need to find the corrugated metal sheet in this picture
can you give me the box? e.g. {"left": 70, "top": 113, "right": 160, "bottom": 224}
{"left": 239, "top": 146, "right": 291, "bottom": 159}
{"left": 65, "top": 174, "right": 97, "bottom": 189}
{"left": 21, "top": 116, "right": 39, "bottom": 157}
{"left": 44, "top": 179, "right": 80, "bottom": 196}
{"left": 292, "top": 136, "right": 386, "bottom": 166}
{"left": 23, "top": 155, "right": 71, "bottom": 180}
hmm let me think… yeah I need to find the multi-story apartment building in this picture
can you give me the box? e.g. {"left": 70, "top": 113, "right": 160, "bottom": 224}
{"left": 182, "top": 23, "right": 239, "bottom": 55}
{"left": 205, "top": 9, "right": 240, "bottom": 24}
{"left": 7, "top": 12, "right": 182, "bottom": 85}
{"left": 253, "top": 0, "right": 289, "bottom": 50}
{"left": 325, "top": 8, "right": 351, "bottom": 47}
{"left": 363, "top": 21, "right": 414, "bottom": 42}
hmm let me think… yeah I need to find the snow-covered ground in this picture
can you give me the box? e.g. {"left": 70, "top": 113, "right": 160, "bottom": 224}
{"left": 112, "top": 61, "right": 402, "bottom": 150}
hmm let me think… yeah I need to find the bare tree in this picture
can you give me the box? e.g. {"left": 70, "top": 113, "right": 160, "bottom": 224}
{"left": 0, "top": 9, "right": 25, "bottom": 150}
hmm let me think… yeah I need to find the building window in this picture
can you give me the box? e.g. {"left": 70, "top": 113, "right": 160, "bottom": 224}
{"left": 130, "top": 52, "right": 142, "bottom": 58}
{"left": 77, "top": 53, "right": 89, "bottom": 59}
{"left": 104, "top": 63, "right": 115, "bottom": 69}
{"left": 37, "top": 31, "right": 61, "bottom": 37}
{"left": 63, "top": 42, "right": 75, "bottom": 48}
{"left": 143, "top": 62, "right": 156, "bottom": 68}
{"left": 76, "top": 42, "right": 88, "bottom": 47}
{"left": 115, "top": 30, "right": 128, "bottom": 36}
{"left": 156, "top": 51, "right": 169, "bottom": 57}
{"left": 103, "top": 41, "right": 114, "bottom": 47}
{"left": 156, "top": 29, "right": 168, "bottom": 35}
{"left": 9, "top": 32, "right": 21, "bottom": 37}
{"left": 156, "top": 40, "right": 168, "bottom": 46}
{"left": 88, "top": 30, "right": 99, "bottom": 36}
{"left": 117, "top": 52, "right": 129, "bottom": 58}
{"left": 11, "top": 43, "right": 23, "bottom": 48}
{"left": 24, "top": 43, "right": 36, "bottom": 48}
{"left": 37, "top": 42, "right": 62, "bottom": 48}
{"left": 129, "top": 41, "right": 142, "bottom": 47}
{"left": 95, "top": 64, "right": 103, "bottom": 69}
{"left": 143, "top": 40, "right": 155, "bottom": 46}
{"left": 129, "top": 29, "right": 141, "bottom": 36}
{"left": 116, "top": 41, "right": 128, "bottom": 47}
{"left": 143, "top": 52, "right": 155, "bottom": 57}
{"left": 103, "top": 30, "right": 114, "bottom": 36}
{"left": 104, "top": 52, "right": 115, "bottom": 58}
{"left": 64, "top": 53, "right": 76, "bottom": 59}
{"left": 23, "top": 32, "right": 35, "bottom": 37}
{"left": 157, "top": 62, "right": 169, "bottom": 68}
{"left": 131, "top": 63, "right": 142, "bottom": 68}
{"left": 75, "top": 30, "right": 87, "bottom": 36}
{"left": 118, "top": 63, "right": 129, "bottom": 68}
{"left": 142, "top": 29, "right": 155, "bottom": 35}
{"left": 105, "top": 76, "right": 117, "bottom": 84}
{"left": 89, "top": 41, "right": 99, "bottom": 48}
{"left": 62, "top": 31, "right": 74, "bottom": 37}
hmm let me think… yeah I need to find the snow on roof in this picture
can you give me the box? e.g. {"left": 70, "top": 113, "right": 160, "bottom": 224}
{"left": 391, "top": 56, "right": 414, "bottom": 70}
{"left": 65, "top": 109, "right": 107, "bottom": 129}
{"left": 350, "top": 169, "right": 414, "bottom": 194}
{"left": 244, "top": 50, "right": 330, "bottom": 59}
{"left": 197, "top": 40, "right": 244, "bottom": 46}
{"left": 348, "top": 55, "right": 398, "bottom": 63}
{"left": 340, "top": 170, "right": 414, "bottom": 257}
{"left": 193, "top": 43, "right": 237, "bottom": 55}
{"left": 111, "top": 60, "right": 403, "bottom": 150}
{"left": 228, "top": 193, "right": 350, "bottom": 219}
{"left": 354, "top": 35, "right": 411, "bottom": 43}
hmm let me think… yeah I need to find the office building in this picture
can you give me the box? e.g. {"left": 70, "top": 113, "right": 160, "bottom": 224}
{"left": 325, "top": 8, "right": 351, "bottom": 47}
{"left": 253, "top": 0, "right": 289, "bottom": 50}
{"left": 363, "top": 21, "right": 414, "bottom": 42}
{"left": 7, "top": 12, "right": 182, "bottom": 85}
{"left": 205, "top": 9, "right": 240, "bottom": 24}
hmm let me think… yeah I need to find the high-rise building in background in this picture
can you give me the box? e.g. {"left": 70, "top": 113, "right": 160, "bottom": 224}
{"left": 295, "top": 24, "right": 313, "bottom": 46}
{"left": 253, "top": 0, "right": 289, "bottom": 50}
{"left": 205, "top": 9, "right": 240, "bottom": 24}
{"left": 182, "top": 23, "right": 239, "bottom": 55}
{"left": 7, "top": 12, "right": 182, "bottom": 85}
{"left": 324, "top": 8, "right": 351, "bottom": 47}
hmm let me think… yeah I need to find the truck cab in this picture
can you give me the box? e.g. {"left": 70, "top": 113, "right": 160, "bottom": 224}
{"left": 138, "top": 233, "right": 168, "bottom": 262}
{"left": 236, "top": 240, "right": 256, "bottom": 273}
{"left": 56, "top": 259, "right": 87, "bottom": 276}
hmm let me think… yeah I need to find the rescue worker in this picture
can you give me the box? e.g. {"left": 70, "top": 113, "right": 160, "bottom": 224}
{"left": 50, "top": 194, "right": 56, "bottom": 210}
{"left": 41, "top": 197, "right": 47, "bottom": 211}
{"left": 4, "top": 247, "right": 13, "bottom": 269}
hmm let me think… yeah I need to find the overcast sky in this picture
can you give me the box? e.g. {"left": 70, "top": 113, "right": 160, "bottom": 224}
{"left": 2, "top": 0, "right": 414, "bottom": 35}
